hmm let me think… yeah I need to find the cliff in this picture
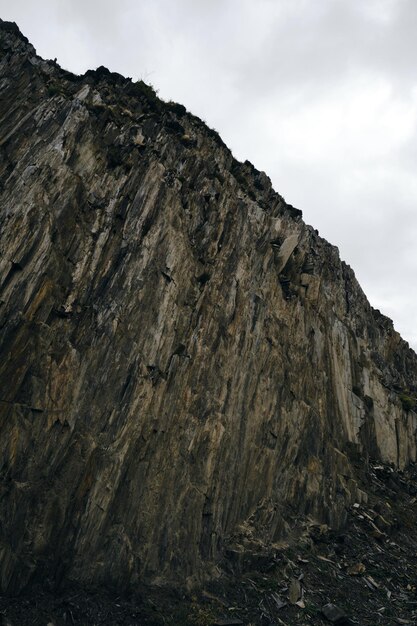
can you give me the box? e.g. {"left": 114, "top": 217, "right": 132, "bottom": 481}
{"left": 1, "top": 19, "right": 417, "bottom": 597}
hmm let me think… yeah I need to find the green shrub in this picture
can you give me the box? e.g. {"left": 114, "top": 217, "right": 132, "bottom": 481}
{"left": 399, "top": 393, "right": 416, "bottom": 412}
{"left": 127, "top": 80, "right": 159, "bottom": 104}
{"left": 47, "top": 83, "right": 62, "bottom": 97}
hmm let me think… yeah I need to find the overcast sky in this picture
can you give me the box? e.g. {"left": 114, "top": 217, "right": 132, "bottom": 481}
{"left": 2, "top": 0, "right": 416, "bottom": 350}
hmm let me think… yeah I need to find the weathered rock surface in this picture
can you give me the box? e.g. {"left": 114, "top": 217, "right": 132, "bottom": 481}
{"left": 0, "top": 19, "right": 417, "bottom": 595}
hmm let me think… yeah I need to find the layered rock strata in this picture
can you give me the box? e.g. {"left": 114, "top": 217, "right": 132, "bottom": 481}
{"left": 0, "top": 20, "right": 416, "bottom": 593}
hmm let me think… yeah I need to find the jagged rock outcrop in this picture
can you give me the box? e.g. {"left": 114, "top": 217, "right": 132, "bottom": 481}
{"left": 1, "top": 20, "right": 417, "bottom": 595}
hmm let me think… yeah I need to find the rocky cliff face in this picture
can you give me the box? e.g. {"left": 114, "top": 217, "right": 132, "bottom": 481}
{"left": 1, "top": 20, "right": 417, "bottom": 595}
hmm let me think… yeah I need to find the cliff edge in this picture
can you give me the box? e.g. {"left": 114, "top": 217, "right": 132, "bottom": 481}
{"left": 0, "top": 19, "right": 416, "bottom": 596}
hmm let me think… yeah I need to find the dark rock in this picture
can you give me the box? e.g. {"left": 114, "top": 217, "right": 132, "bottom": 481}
{"left": 285, "top": 203, "right": 303, "bottom": 219}
{"left": 164, "top": 118, "right": 185, "bottom": 135}
{"left": 321, "top": 603, "right": 349, "bottom": 624}
{"left": 168, "top": 101, "right": 187, "bottom": 117}
{"left": 0, "top": 18, "right": 29, "bottom": 44}
{"left": 211, "top": 620, "right": 244, "bottom": 626}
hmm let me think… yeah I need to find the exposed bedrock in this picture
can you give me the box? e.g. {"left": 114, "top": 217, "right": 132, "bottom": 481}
{"left": 0, "top": 19, "right": 416, "bottom": 593}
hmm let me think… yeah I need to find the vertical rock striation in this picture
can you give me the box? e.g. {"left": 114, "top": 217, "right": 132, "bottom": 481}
{"left": 0, "top": 20, "right": 416, "bottom": 593}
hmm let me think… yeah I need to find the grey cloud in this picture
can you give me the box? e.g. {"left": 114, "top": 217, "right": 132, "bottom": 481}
{"left": 0, "top": 0, "right": 416, "bottom": 349}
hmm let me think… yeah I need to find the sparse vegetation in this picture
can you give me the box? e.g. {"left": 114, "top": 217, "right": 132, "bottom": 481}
{"left": 126, "top": 79, "right": 160, "bottom": 104}
{"left": 47, "top": 82, "right": 63, "bottom": 97}
{"left": 399, "top": 392, "right": 416, "bottom": 412}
